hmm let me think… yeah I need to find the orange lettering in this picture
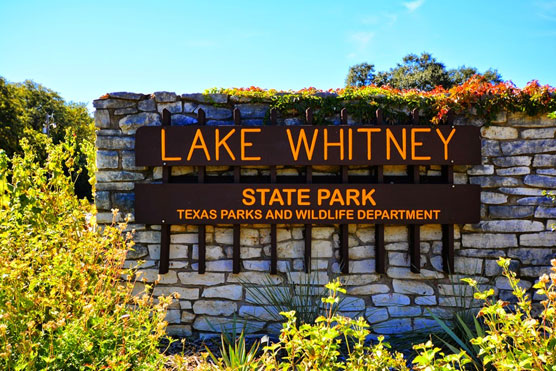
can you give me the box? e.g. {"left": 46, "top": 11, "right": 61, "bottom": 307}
{"left": 187, "top": 129, "right": 211, "bottom": 161}
{"left": 324, "top": 128, "right": 344, "bottom": 161}
{"left": 411, "top": 128, "right": 431, "bottom": 161}
{"left": 286, "top": 128, "right": 319, "bottom": 161}
{"left": 241, "top": 128, "right": 261, "bottom": 161}
{"left": 215, "top": 128, "right": 236, "bottom": 161}
{"left": 357, "top": 128, "right": 381, "bottom": 160}
{"left": 436, "top": 128, "right": 456, "bottom": 161}
{"left": 386, "top": 128, "right": 407, "bottom": 160}
{"left": 161, "top": 128, "right": 182, "bottom": 161}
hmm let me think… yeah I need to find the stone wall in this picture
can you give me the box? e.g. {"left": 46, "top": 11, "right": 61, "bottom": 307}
{"left": 93, "top": 91, "right": 556, "bottom": 337}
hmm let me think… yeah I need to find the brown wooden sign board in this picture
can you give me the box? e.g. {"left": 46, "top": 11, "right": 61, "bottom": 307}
{"left": 135, "top": 125, "right": 481, "bottom": 166}
{"left": 135, "top": 184, "right": 480, "bottom": 225}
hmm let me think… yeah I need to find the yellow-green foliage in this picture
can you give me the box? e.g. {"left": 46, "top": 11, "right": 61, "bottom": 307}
{"left": 465, "top": 257, "right": 556, "bottom": 370}
{"left": 0, "top": 134, "right": 171, "bottom": 370}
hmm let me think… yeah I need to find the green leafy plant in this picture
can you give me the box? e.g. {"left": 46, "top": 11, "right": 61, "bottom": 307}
{"left": 203, "top": 331, "right": 261, "bottom": 371}
{"left": 464, "top": 257, "right": 556, "bottom": 370}
{"left": 259, "top": 279, "right": 407, "bottom": 370}
{"left": 0, "top": 133, "right": 172, "bottom": 370}
{"left": 240, "top": 272, "right": 360, "bottom": 327}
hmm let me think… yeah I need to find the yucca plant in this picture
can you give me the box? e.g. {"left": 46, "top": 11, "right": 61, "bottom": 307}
{"left": 203, "top": 331, "right": 261, "bottom": 371}
{"left": 240, "top": 271, "right": 358, "bottom": 327}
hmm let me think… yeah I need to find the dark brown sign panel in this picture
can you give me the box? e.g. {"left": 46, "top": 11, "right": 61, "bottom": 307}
{"left": 135, "top": 125, "right": 481, "bottom": 166}
{"left": 135, "top": 184, "right": 480, "bottom": 225}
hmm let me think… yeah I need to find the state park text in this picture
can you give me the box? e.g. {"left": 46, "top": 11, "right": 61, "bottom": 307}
{"left": 135, "top": 184, "right": 480, "bottom": 225}
{"left": 135, "top": 125, "right": 481, "bottom": 166}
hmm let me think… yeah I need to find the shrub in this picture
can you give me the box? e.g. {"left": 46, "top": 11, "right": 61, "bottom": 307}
{"left": 464, "top": 257, "right": 556, "bottom": 370}
{"left": 0, "top": 134, "right": 171, "bottom": 370}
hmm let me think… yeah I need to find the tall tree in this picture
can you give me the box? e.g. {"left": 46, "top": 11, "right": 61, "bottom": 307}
{"left": 346, "top": 52, "right": 502, "bottom": 90}
{"left": 0, "top": 76, "right": 94, "bottom": 197}
{"left": 345, "top": 63, "right": 375, "bottom": 87}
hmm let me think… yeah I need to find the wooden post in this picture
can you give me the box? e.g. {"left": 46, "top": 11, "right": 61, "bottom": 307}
{"left": 159, "top": 109, "right": 172, "bottom": 274}
{"left": 197, "top": 108, "right": 207, "bottom": 274}
{"left": 304, "top": 107, "right": 313, "bottom": 273}
{"left": 408, "top": 108, "right": 421, "bottom": 273}
{"left": 339, "top": 108, "right": 349, "bottom": 274}
{"left": 233, "top": 108, "right": 241, "bottom": 274}
{"left": 270, "top": 108, "right": 278, "bottom": 274}
{"left": 374, "top": 109, "right": 386, "bottom": 274}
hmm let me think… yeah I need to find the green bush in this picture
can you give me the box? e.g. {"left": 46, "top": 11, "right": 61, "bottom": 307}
{"left": 0, "top": 134, "right": 171, "bottom": 370}
{"left": 0, "top": 77, "right": 94, "bottom": 199}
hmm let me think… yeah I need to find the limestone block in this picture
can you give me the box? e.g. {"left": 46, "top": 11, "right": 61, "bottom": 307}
{"left": 215, "top": 228, "right": 233, "bottom": 244}
{"left": 153, "top": 287, "right": 199, "bottom": 300}
{"left": 508, "top": 248, "right": 556, "bottom": 265}
{"left": 501, "top": 139, "right": 556, "bottom": 155}
{"left": 533, "top": 154, "right": 556, "bottom": 167}
{"left": 521, "top": 128, "right": 556, "bottom": 139}
{"left": 178, "top": 272, "right": 226, "bottom": 286}
{"left": 454, "top": 257, "right": 483, "bottom": 274}
{"left": 206, "top": 260, "right": 233, "bottom": 272}
{"left": 489, "top": 206, "right": 534, "bottom": 219}
{"left": 339, "top": 274, "right": 380, "bottom": 286}
{"left": 133, "top": 231, "right": 161, "bottom": 244}
{"left": 202, "top": 285, "right": 243, "bottom": 300}
{"left": 227, "top": 271, "right": 282, "bottom": 285}
{"left": 157, "top": 101, "right": 182, "bottom": 114}
{"left": 464, "top": 220, "right": 544, "bottom": 232}
{"left": 97, "top": 171, "right": 144, "bottom": 182}
{"left": 277, "top": 240, "right": 304, "bottom": 258}
{"left": 467, "top": 164, "right": 494, "bottom": 175}
{"left": 193, "top": 300, "right": 237, "bottom": 316}
{"left": 137, "top": 269, "right": 178, "bottom": 284}
{"left": 196, "top": 105, "right": 232, "bottom": 119}
{"left": 153, "top": 91, "right": 177, "bottom": 102}
{"left": 138, "top": 98, "right": 156, "bottom": 111}
{"left": 347, "top": 284, "right": 390, "bottom": 295}
{"left": 496, "top": 166, "right": 530, "bottom": 176}
{"left": 393, "top": 280, "right": 434, "bottom": 295}
{"left": 492, "top": 156, "right": 532, "bottom": 167}
{"left": 415, "top": 296, "right": 437, "bottom": 305}
{"left": 520, "top": 232, "right": 556, "bottom": 246}
{"left": 365, "top": 307, "right": 389, "bottom": 324}
{"left": 388, "top": 306, "right": 421, "bottom": 317}
{"left": 524, "top": 174, "right": 556, "bottom": 188}
{"left": 238, "top": 305, "right": 277, "bottom": 321}
{"left": 93, "top": 99, "right": 135, "bottom": 109}
{"left": 480, "top": 126, "right": 518, "bottom": 140}
{"left": 481, "top": 139, "right": 501, "bottom": 156}
{"left": 94, "top": 109, "right": 111, "bottom": 128}
{"left": 312, "top": 240, "right": 333, "bottom": 258}
{"left": 242, "top": 260, "right": 270, "bottom": 271}
{"left": 312, "top": 227, "right": 335, "bottom": 239}
{"left": 119, "top": 112, "right": 161, "bottom": 134}
{"left": 349, "top": 259, "right": 376, "bottom": 273}
{"left": 373, "top": 318, "right": 412, "bottom": 334}
{"left": 165, "top": 310, "right": 181, "bottom": 324}
{"left": 387, "top": 268, "right": 444, "bottom": 280}
{"left": 469, "top": 176, "right": 520, "bottom": 187}
{"left": 348, "top": 245, "right": 374, "bottom": 259}
{"left": 481, "top": 191, "right": 508, "bottom": 204}
{"left": 96, "top": 136, "right": 135, "bottom": 149}
{"left": 535, "top": 206, "right": 556, "bottom": 218}
{"left": 240, "top": 228, "right": 259, "bottom": 246}
{"left": 499, "top": 187, "right": 545, "bottom": 196}
{"left": 171, "top": 233, "right": 198, "bottom": 244}
{"left": 372, "top": 293, "right": 410, "bottom": 306}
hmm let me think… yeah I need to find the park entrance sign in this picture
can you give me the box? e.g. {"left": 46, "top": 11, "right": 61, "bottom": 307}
{"left": 134, "top": 109, "right": 481, "bottom": 275}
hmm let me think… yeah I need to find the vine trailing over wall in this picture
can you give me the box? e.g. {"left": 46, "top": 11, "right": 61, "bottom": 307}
{"left": 206, "top": 76, "right": 556, "bottom": 126}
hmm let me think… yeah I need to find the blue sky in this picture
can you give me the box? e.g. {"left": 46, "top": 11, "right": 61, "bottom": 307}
{"left": 1, "top": 0, "right": 555, "bottom": 110}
